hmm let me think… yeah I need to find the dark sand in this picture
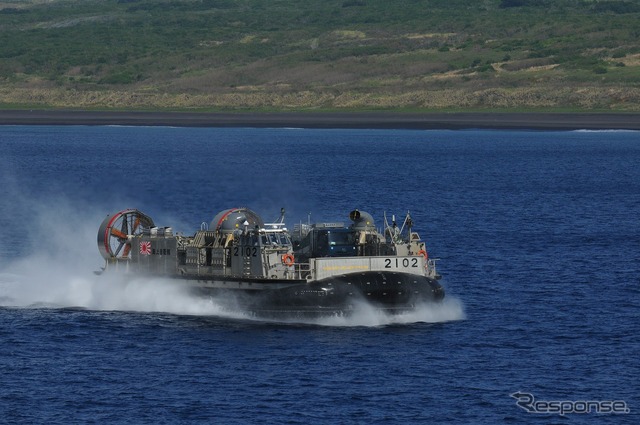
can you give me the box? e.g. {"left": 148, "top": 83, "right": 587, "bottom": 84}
{"left": 0, "top": 110, "right": 639, "bottom": 130}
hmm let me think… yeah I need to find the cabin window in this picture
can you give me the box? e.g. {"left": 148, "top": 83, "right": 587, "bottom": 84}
{"left": 326, "top": 230, "right": 355, "bottom": 246}
{"left": 279, "top": 234, "right": 291, "bottom": 246}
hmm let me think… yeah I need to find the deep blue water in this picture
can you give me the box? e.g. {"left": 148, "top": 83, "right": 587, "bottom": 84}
{"left": 0, "top": 126, "right": 638, "bottom": 424}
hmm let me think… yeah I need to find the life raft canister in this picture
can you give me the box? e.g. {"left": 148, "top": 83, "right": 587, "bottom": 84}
{"left": 282, "top": 253, "right": 295, "bottom": 266}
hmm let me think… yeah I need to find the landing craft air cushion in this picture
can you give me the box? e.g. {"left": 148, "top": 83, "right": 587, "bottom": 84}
{"left": 97, "top": 208, "right": 444, "bottom": 316}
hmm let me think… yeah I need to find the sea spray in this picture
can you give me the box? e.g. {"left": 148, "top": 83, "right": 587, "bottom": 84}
{"left": 0, "top": 265, "right": 464, "bottom": 327}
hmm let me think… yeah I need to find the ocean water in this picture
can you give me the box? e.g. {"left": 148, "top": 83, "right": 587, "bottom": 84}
{"left": 0, "top": 125, "right": 638, "bottom": 424}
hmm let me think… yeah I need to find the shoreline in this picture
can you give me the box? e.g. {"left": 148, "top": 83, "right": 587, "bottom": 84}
{"left": 0, "top": 110, "right": 639, "bottom": 130}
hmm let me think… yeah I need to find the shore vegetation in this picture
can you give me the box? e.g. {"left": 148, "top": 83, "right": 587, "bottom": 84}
{"left": 1, "top": 0, "right": 639, "bottom": 111}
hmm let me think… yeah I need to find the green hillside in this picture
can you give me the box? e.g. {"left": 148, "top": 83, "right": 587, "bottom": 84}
{"left": 1, "top": 0, "right": 639, "bottom": 111}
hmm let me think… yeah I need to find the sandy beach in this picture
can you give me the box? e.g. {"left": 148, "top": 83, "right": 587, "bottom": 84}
{"left": 0, "top": 110, "right": 638, "bottom": 130}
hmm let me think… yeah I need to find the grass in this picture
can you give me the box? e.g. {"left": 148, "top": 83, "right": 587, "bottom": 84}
{"left": 0, "top": 0, "right": 639, "bottom": 111}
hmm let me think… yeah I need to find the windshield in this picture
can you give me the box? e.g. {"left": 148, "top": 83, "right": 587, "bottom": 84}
{"left": 314, "top": 229, "right": 356, "bottom": 257}
{"left": 261, "top": 233, "right": 291, "bottom": 246}
{"left": 327, "top": 230, "right": 355, "bottom": 246}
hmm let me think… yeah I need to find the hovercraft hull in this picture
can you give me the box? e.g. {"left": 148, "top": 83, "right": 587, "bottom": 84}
{"left": 181, "top": 270, "right": 444, "bottom": 316}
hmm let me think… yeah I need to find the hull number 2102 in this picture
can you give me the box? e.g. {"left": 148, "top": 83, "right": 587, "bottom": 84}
{"left": 384, "top": 258, "right": 419, "bottom": 268}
